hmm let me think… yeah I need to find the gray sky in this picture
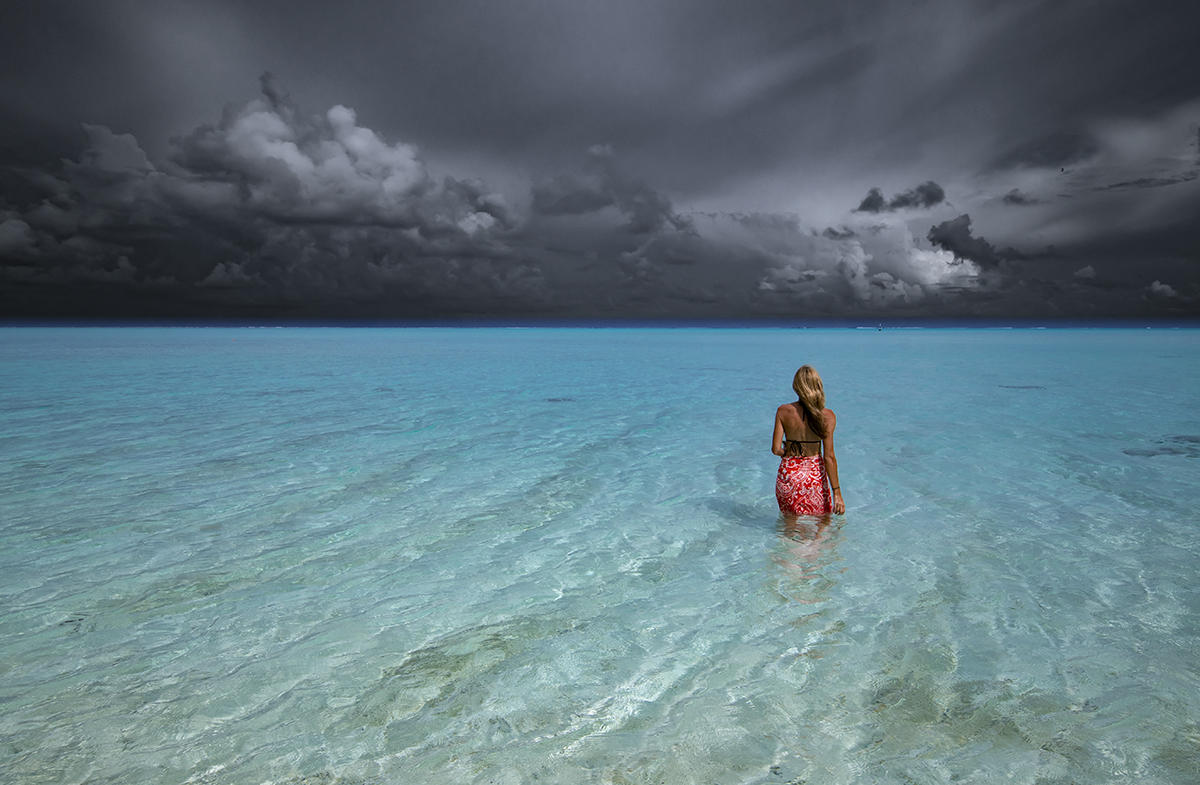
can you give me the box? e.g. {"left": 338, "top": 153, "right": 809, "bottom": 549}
{"left": 2, "top": 0, "right": 1198, "bottom": 319}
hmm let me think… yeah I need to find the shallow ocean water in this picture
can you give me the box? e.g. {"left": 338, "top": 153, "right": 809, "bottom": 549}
{"left": 1, "top": 326, "right": 1198, "bottom": 784}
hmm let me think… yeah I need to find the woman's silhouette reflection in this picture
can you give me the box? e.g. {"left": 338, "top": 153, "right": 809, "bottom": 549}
{"left": 771, "top": 514, "right": 845, "bottom": 607}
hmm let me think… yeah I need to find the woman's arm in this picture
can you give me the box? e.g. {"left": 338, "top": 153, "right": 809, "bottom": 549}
{"left": 822, "top": 409, "right": 845, "bottom": 514}
{"left": 771, "top": 408, "right": 786, "bottom": 456}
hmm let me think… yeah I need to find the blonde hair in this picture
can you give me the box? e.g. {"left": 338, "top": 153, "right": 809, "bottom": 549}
{"left": 791, "top": 365, "right": 828, "bottom": 438}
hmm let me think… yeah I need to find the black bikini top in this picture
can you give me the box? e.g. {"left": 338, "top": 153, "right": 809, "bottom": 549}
{"left": 782, "top": 438, "right": 821, "bottom": 457}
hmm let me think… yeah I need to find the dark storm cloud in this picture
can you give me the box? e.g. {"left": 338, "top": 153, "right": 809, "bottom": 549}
{"left": 888, "top": 182, "right": 946, "bottom": 210}
{"left": 853, "top": 182, "right": 945, "bottom": 213}
{"left": 0, "top": 77, "right": 539, "bottom": 318}
{"left": 854, "top": 188, "right": 886, "bottom": 213}
{"left": 166, "top": 74, "right": 512, "bottom": 233}
{"left": 927, "top": 215, "right": 1003, "bottom": 268}
{"left": 3, "top": 0, "right": 1200, "bottom": 319}
{"left": 530, "top": 145, "right": 691, "bottom": 234}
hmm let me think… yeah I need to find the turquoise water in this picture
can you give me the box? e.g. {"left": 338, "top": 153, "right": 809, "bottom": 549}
{"left": 1, "top": 326, "right": 1198, "bottom": 784}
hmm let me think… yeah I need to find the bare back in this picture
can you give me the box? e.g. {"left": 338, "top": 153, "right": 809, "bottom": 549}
{"left": 775, "top": 402, "right": 832, "bottom": 457}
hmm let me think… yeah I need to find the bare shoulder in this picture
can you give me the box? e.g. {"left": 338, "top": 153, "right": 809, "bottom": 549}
{"left": 823, "top": 408, "right": 837, "bottom": 429}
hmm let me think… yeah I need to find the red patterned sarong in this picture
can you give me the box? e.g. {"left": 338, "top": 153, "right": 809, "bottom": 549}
{"left": 775, "top": 455, "right": 832, "bottom": 516}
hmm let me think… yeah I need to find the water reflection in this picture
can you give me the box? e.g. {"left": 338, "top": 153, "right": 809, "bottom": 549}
{"left": 771, "top": 515, "right": 845, "bottom": 607}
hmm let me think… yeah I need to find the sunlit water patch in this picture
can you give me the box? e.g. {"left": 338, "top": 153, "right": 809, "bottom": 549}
{"left": 1, "top": 326, "right": 1198, "bottom": 784}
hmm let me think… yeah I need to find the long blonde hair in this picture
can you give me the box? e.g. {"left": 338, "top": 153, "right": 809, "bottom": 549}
{"left": 792, "top": 365, "right": 828, "bottom": 438}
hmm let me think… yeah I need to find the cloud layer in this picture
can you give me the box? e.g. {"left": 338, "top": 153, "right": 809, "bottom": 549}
{"left": 0, "top": 84, "right": 1006, "bottom": 320}
{"left": 2, "top": 0, "right": 1199, "bottom": 322}
{"left": 2, "top": 77, "right": 541, "bottom": 317}
{"left": 5, "top": 76, "right": 1004, "bottom": 319}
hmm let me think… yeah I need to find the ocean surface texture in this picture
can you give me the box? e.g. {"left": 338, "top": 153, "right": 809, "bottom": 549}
{"left": 1, "top": 327, "right": 1198, "bottom": 785}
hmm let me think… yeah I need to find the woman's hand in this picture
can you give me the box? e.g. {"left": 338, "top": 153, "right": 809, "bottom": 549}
{"left": 832, "top": 489, "right": 845, "bottom": 515}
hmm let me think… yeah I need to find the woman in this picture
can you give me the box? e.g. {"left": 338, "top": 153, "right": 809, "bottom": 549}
{"left": 772, "top": 365, "right": 845, "bottom": 517}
